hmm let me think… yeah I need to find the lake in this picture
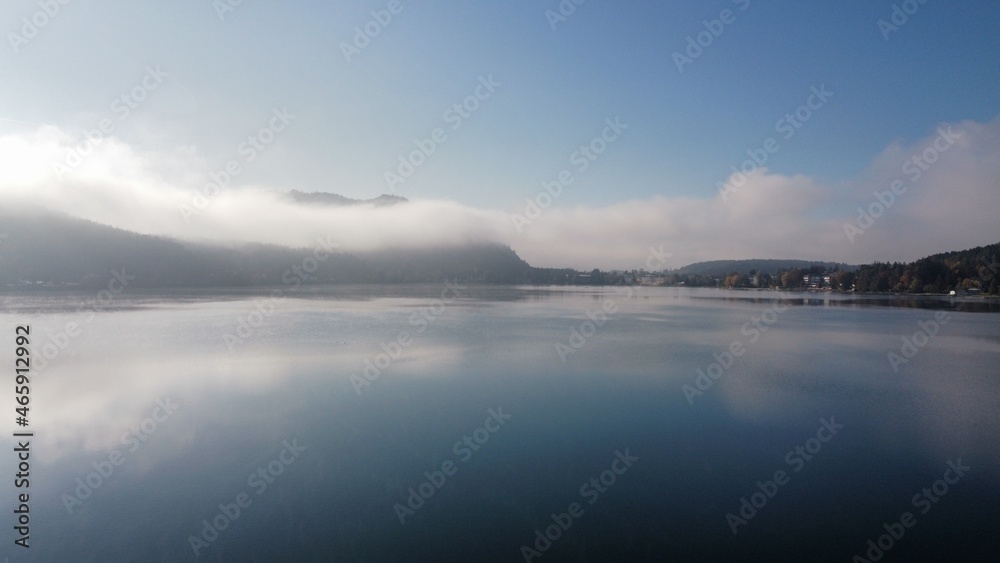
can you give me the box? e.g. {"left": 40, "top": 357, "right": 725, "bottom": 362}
{"left": 2, "top": 285, "right": 998, "bottom": 561}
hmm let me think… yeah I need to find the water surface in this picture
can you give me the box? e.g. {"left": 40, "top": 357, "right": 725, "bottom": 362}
{"left": 2, "top": 286, "right": 997, "bottom": 561}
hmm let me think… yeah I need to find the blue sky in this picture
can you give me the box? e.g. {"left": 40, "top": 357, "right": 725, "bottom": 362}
{"left": 2, "top": 0, "right": 999, "bottom": 268}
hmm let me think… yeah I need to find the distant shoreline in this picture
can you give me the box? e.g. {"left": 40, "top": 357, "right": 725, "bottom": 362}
{"left": 2, "top": 283, "right": 997, "bottom": 299}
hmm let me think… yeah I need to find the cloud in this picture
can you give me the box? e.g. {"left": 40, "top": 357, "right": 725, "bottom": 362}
{"left": 0, "top": 126, "right": 505, "bottom": 252}
{"left": 1, "top": 116, "right": 998, "bottom": 269}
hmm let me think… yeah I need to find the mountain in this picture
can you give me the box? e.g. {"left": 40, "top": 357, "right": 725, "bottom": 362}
{"left": 673, "top": 259, "right": 856, "bottom": 277}
{"left": 0, "top": 212, "right": 535, "bottom": 288}
{"left": 284, "top": 190, "right": 408, "bottom": 207}
{"left": 3, "top": 208, "right": 997, "bottom": 293}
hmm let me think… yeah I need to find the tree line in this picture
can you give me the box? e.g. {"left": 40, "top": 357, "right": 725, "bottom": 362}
{"left": 646, "top": 243, "right": 1000, "bottom": 294}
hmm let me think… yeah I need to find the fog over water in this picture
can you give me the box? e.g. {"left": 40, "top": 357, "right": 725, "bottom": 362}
{"left": 2, "top": 117, "right": 999, "bottom": 269}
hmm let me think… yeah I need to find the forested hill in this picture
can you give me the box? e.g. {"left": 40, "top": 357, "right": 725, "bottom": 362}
{"left": 644, "top": 245, "right": 999, "bottom": 294}
{"left": 0, "top": 213, "right": 545, "bottom": 288}
{"left": 674, "top": 259, "right": 856, "bottom": 277}
{"left": 853, "top": 242, "right": 1000, "bottom": 293}
{"left": 3, "top": 210, "right": 997, "bottom": 293}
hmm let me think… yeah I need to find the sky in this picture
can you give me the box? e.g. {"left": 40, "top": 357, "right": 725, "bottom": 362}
{"left": 1, "top": 0, "right": 998, "bottom": 269}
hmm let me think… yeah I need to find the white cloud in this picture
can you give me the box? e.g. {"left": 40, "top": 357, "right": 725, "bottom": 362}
{"left": 1, "top": 116, "right": 998, "bottom": 269}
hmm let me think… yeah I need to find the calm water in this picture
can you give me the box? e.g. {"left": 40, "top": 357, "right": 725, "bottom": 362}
{"left": 1, "top": 286, "right": 998, "bottom": 562}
